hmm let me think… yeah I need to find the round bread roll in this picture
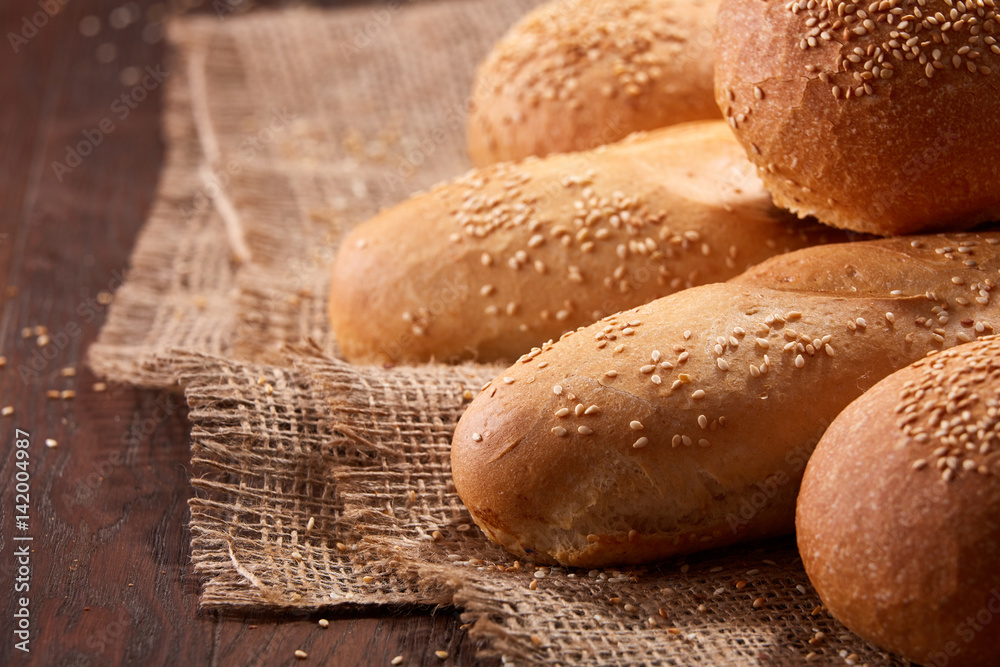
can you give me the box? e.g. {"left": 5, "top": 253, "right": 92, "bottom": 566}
{"left": 797, "top": 337, "right": 1000, "bottom": 667}
{"left": 714, "top": 0, "right": 1000, "bottom": 236}
{"left": 467, "top": 0, "right": 721, "bottom": 166}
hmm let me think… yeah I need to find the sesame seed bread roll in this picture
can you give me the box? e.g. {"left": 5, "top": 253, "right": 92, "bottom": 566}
{"left": 451, "top": 232, "right": 1000, "bottom": 567}
{"left": 329, "top": 121, "right": 844, "bottom": 365}
{"left": 797, "top": 337, "right": 1000, "bottom": 667}
{"left": 467, "top": 0, "right": 721, "bottom": 166}
{"left": 714, "top": 0, "right": 1000, "bottom": 236}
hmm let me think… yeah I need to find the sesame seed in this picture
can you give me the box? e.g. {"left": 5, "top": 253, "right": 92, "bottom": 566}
{"left": 92, "top": 382, "right": 107, "bottom": 392}
{"left": 472, "top": 433, "right": 483, "bottom": 442}
{"left": 629, "top": 420, "right": 644, "bottom": 431}
{"left": 605, "top": 370, "right": 618, "bottom": 378}
{"left": 578, "top": 426, "right": 593, "bottom": 435}
{"left": 584, "top": 405, "right": 599, "bottom": 415}
{"left": 795, "top": 355, "right": 805, "bottom": 369}
{"left": 698, "top": 415, "right": 708, "bottom": 429}
{"left": 717, "top": 359, "right": 730, "bottom": 371}
{"left": 294, "top": 650, "right": 308, "bottom": 659}
{"left": 698, "top": 439, "right": 711, "bottom": 447}
{"left": 756, "top": 338, "right": 769, "bottom": 349}
{"left": 575, "top": 404, "right": 585, "bottom": 416}
{"left": 1, "top": 406, "right": 13, "bottom": 416}
{"left": 633, "top": 437, "right": 649, "bottom": 449}
{"left": 45, "top": 438, "right": 57, "bottom": 448}
{"left": 691, "top": 390, "right": 706, "bottom": 400}
{"left": 391, "top": 658, "right": 404, "bottom": 666}
{"left": 318, "top": 619, "right": 329, "bottom": 628}
{"left": 552, "top": 427, "right": 568, "bottom": 437}
{"left": 435, "top": 651, "right": 449, "bottom": 660}
{"left": 555, "top": 408, "right": 570, "bottom": 417}
{"left": 885, "top": 312, "right": 896, "bottom": 324}
{"left": 640, "top": 364, "right": 656, "bottom": 374}
{"left": 553, "top": 385, "right": 563, "bottom": 395}
{"left": 503, "top": 377, "right": 515, "bottom": 384}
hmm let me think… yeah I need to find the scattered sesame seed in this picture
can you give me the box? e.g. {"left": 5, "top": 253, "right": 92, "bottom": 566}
{"left": 691, "top": 390, "right": 706, "bottom": 400}
{"left": 553, "top": 385, "right": 563, "bottom": 395}
{"left": 318, "top": 619, "right": 329, "bottom": 628}
{"left": 1, "top": 406, "right": 13, "bottom": 416}
{"left": 717, "top": 358, "right": 730, "bottom": 371}
{"left": 45, "top": 439, "right": 57, "bottom": 448}
{"left": 578, "top": 426, "right": 593, "bottom": 435}
{"left": 795, "top": 355, "right": 805, "bottom": 369}
{"left": 307, "top": 516, "right": 315, "bottom": 530}
{"left": 633, "top": 437, "right": 649, "bottom": 449}
{"left": 552, "top": 426, "right": 568, "bottom": 437}
{"left": 294, "top": 649, "right": 308, "bottom": 659}
{"left": 630, "top": 420, "right": 644, "bottom": 431}
{"left": 472, "top": 433, "right": 483, "bottom": 442}
{"left": 61, "top": 366, "right": 76, "bottom": 377}
{"left": 391, "top": 657, "right": 404, "bottom": 666}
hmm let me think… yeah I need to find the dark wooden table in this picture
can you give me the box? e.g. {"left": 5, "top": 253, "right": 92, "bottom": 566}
{"left": 0, "top": 1, "right": 496, "bottom": 664}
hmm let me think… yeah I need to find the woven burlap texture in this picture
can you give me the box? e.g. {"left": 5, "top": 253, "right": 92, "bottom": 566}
{"left": 88, "top": 3, "right": 903, "bottom": 664}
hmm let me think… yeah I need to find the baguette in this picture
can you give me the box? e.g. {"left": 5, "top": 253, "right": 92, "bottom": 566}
{"left": 329, "top": 121, "right": 843, "bottom": 365}
{"left": 797, "top": 337, "right": 1000, "bottom": 667}
{"left": 451, "top": 232, "right": 1000, "bottom": 567}
{"left": 467, "top": 0, "right": 721, "bottom": 166}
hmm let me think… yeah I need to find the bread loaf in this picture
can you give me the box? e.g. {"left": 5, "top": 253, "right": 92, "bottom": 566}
{"left": 329, "top": 121, "right": 843, "bottom": 365}
{"left": 798, "top": 337, "right": 1000, "bottom": 667}
{"left": 714, "top": 0, "right": 1000, "bottom": 236}
{"left": 467, "top": 0, "right": 721, "bottom": 166}
{"left": 451, "top": 232, "right": 1000, "bottom": 567}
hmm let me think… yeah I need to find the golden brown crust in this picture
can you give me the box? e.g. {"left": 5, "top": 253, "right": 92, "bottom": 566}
{"left": 329, "top": 121, "right": 844, "bottom": 365}
{"left": 798, "top": 336, "right": 1000, "bottom": 667}
{"left": 452, "top": 231, "right": 1000, "bottom": 567}
{"left": 714, "top": 0, "right": 1000, "bottom": 236}
{"left": 467, "top": 0, "right": 721, "bottom": 166}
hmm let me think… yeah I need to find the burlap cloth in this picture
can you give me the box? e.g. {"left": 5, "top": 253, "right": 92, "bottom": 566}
{"left": 89, "top": 2, "right": 905, "bottom": 664}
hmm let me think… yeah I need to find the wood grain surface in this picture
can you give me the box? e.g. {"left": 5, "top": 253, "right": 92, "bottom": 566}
{"left": 0, "top": 1, "right": 497, "bottom": 664}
